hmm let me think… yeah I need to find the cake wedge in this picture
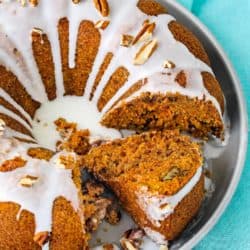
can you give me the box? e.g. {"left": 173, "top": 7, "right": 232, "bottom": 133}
{"left": 83, "top": 130, "right": 204, "bottom": 243}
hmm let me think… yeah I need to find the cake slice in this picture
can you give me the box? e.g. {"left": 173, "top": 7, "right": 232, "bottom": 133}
{"left": 83, "top": 130, "right": 204, "bottom": 243}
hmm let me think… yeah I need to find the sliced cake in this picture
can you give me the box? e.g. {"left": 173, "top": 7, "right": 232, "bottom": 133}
{"left": 83, "top": 130, "right": 204, "bottom": 243}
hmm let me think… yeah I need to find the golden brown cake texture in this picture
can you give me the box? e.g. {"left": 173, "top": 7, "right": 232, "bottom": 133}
{"left": 102, "top": 92, "right": 223, "bottom": 139}
{"left": 0, "top": 146, "right": 87, "bottom": 250}
{"left": 83, "top": 130, "right": 204, "bottom": 241}
{"left": 100, "top": 2, "right": 224, "bottom": 139}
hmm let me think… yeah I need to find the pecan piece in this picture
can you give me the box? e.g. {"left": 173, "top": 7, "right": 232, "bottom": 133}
{"left": 134, "top": 39, "right": 158, "bottom": 65}
{"left": 93, "top": 0, "right": 110, "bottom": 17}
{"left": 133, "top": 21, "right": 156, "bottom": 45}
{"left": 0, "top": 119, "right": 5, "bottom": 136}
{"left": 33, "top": 231, "right": 50, "bottom": 246}
{"left": 29, "top": 0, "right": 39, "bottom": 6}
{"left": 120, "top": 228, "right": 145, "bottom": 250}
{"left": 163, "top": 60, "right": 176, "bottom": 69}
{"left": 95, "top": 20, "right": 110, "bottom": 30}
{"left": 120, "top": 34, "right": 134, "bottom": 47}
{"left": 19, "top": 175, "right": 39, "bottom": 187}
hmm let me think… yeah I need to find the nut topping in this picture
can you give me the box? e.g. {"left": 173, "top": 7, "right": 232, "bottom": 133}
{"left": 72, "top": 0, "right": 81, "bottom": 3}
{"left": 103, "top": 244, "right": 117, "bottom": 250}
{"left": 159, "top": 245, "right": 169, "bottom": 250}
{"left": 93, "top": 0, "right": 110, "bottom": 17}
{"left": 161, "top": 167, "right": 188, "bottom": 181}
{"left": 32, "top": 27, "right": 43, "bottom": 35}
{"left": 33, "top": 231, "right": 50, "bottom": 246}
{"left": 29, "top": 0, "right": 38, "bottom": 6}
{"left": 132, "top": 21, "right": 156, "bottom": 45}
{"left": 19, "top": 0, "right": 26, "bottom": 7}
{"left": 0, "top": 119, "right": 6, "bottom": 136}
{"left": 19, "top": 175, "right": 39, "bottom": 187}
{"left": 95, "top": 20, "right": 110, "bottom": 30}
{"left": 120, "top": 228, "right": 145, "bottom": 250}
{"left": 161, "top": 167, "right": 180, "bottom": 181}
{"left": 163, "top": 60, "right": 176, "bottom": 69}
{"left": 120, "top": 34, "right": 134, "bottom": 47}
{"left": 134, "top": 39, "right": 158, "bottom": 65}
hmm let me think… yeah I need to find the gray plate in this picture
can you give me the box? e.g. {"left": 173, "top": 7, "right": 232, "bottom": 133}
{"left": 157, "top": 0, "right": 248, "bottom": 249}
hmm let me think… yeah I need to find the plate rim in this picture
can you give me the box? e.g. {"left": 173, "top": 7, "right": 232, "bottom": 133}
{"left": 162, "top": 0, "right": 248, "bottom": 249}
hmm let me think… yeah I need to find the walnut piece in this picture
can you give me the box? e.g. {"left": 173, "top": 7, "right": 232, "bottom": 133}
{"left": 93, "top": 0, "right": 110, "bottom": 17}
{"left": 19, "top": 175, "right": 39, "bottom": 187}
{"left": 134, "top": 39, "right": 158, "bottom": 65}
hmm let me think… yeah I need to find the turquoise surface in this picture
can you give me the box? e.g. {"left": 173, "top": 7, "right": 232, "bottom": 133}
{"left": 177, "top": 0, "right": 250, "bottom": 249}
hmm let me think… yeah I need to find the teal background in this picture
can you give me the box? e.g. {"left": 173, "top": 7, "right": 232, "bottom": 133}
{"left": 177, "top": 0, "right": 250, "bottom": 249}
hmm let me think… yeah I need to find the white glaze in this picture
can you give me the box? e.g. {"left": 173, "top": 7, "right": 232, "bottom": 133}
{"left": 31, "top": 96, "right": 121, "bottom": 150}
{"left": 106, "top": 71, "right": 222, "bottom": 121}
{"left": 0, "top": 130, "right": 81, "bottom": 249}
{"left": 144, "top": 227, "right": 168, "bottom": 245}
{"left": 137, "top": 167, "right": 202, "bottom": 227}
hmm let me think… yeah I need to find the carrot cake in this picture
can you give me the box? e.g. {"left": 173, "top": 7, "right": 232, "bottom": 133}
{"left": 83, "top": 130, "right": 204, "bottom": 243}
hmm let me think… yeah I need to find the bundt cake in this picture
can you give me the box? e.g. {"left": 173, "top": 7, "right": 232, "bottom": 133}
{"left": 0, "top": 0, "right": 225, "bottom": 248}
{"left": 83, "top": 130, "right": 204, "bottom": 243}
{"left": 0, "top": 122, "right": 87, "bottom": 249}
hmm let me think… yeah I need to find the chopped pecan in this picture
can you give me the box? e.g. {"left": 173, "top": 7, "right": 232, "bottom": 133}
{"left": 120, "top": 34, "right": 134, "bottom": 47}
{"left": 93, "top": 0, "right": 110, "bottom": 17}
{"left": 33, "top": 231, "right": 50, "bottom": 246}
{"left": 134, "top": 39, "right": 158, "bottom": 65}
{"left": 95, "top": 20, "right": 110, "bottom": 30}
{"left": 29, "top": 0, "right": 38, "bottom": 6}
{"left": 0, "top": 119, "right": 5, "bottom": 136}
{"left": 163, "top": 60, "right": 176, "bottom": 69}
{"left": 19, "top": 175, "right": 39, "bottom": 187}
{"left": 133, "top": 21, "right": 156, "bottom": 45}
{"left": 120, "top": 228, "right": 145, "bottom": 250}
